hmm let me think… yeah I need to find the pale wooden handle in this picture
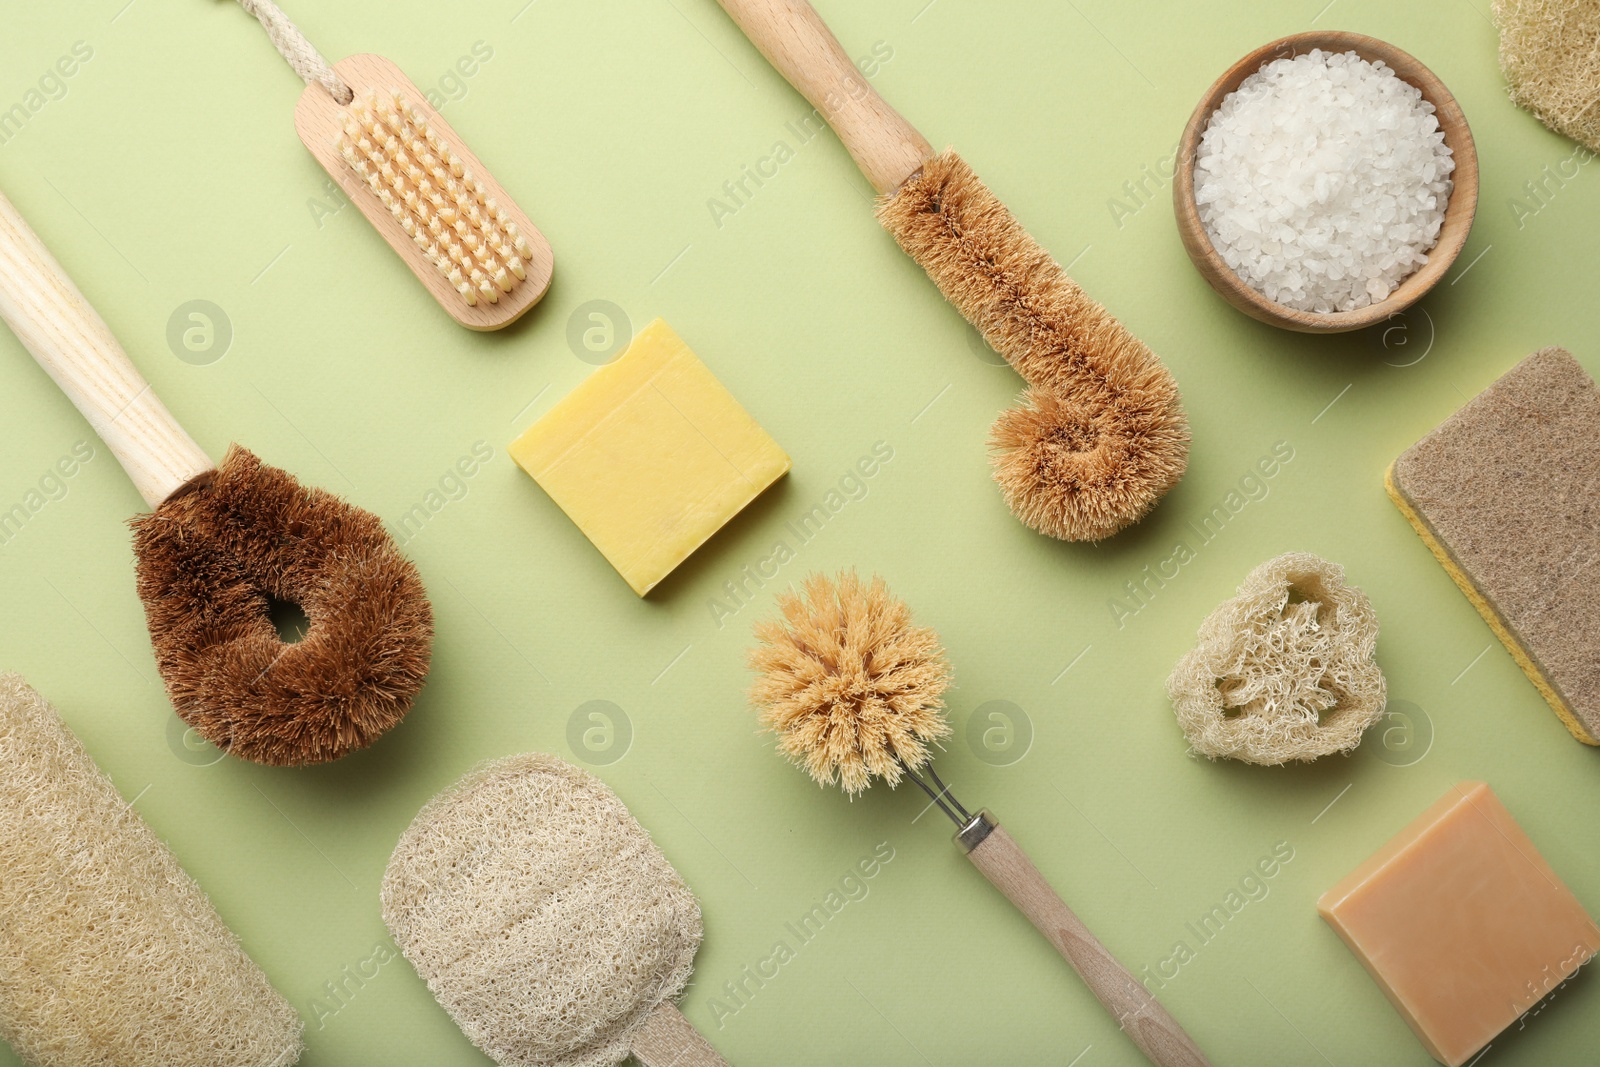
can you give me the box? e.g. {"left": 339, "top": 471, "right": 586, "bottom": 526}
{"left": 714, "top": 0, "right": 933, "bottom": 193}
{"left": 630, "top": 1000, "right": 729, "bottom": 1067}
{"left": 968, "top": 825, "right": 1212, "bottom": 1067}
{"left": 0, "top": 189, "right": 211, "bottom": 508}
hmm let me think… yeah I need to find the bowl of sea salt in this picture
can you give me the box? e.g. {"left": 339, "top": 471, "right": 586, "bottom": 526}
{"left": 1174, "top": 32, "right": 1478, "bottom": 333}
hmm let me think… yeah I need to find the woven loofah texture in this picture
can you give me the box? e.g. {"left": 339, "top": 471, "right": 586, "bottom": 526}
{"left": 1167, "top": 553, "right": 1386, "bottom": 764}
{"left": 1494, "top": 0, "right": 1600, "bottom": 152}
{"left": 877, "top": 150, "right": 1190, "bottom": 542}
{"left": 749, "top": 570, "right": 951, "bottom": 795}
{"left": 381, "top": 753, "right": 702, "bottom": 1067}
{"left": 131, "top": 445, "right": 432, "bottom": 766}
{"left": 0, "top": 673, "right": 303, "bottom": 1067}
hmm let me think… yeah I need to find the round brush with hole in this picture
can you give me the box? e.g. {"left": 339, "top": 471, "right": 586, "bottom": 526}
{"left": 713, "top": 0, "right": 1189, "bottom": 542}
{"left": 226, "top": 0, "right": 553, "bottom": 330}
{"left": 749, "top": 571, "right": 1211, "bottom": 1067}
{"left": 0, "top": 185, "right": 432, "bottom": 766}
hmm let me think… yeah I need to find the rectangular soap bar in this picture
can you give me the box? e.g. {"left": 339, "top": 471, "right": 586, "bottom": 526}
{"left": 510, "top": 319, "right": 789, "bottom": 596}
{"left": 1318, "top": 782, "right": 1600, "bottom": 1066}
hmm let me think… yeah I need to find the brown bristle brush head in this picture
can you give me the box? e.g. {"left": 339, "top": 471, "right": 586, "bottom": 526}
{"left": 748, "top": 570, "right": 951, "bottom": 795}
{"left": 132, "top": 446, "right": 433, "bottom": 767}
{"left": 879, "top": 152, "right": 1190, "bottom": 542}
{"left": 711, "top": 0, "right": 1188, "bottom": 541}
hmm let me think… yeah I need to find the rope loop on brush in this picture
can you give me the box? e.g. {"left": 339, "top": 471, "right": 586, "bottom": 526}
{"left": 235, "top": 0, "right": 353, "bottom": 105}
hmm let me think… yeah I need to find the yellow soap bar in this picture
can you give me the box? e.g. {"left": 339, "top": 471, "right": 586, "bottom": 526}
{"left": 510, "top": 319, "right": 789, "bottom": 596}
{"left": 1319, "top": 782, "right": 1600, "bottom": 1066}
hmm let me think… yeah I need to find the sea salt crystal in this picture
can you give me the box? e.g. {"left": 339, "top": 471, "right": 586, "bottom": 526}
{"left": 1194, "top": 49, "right": 1454, "bottom": 314}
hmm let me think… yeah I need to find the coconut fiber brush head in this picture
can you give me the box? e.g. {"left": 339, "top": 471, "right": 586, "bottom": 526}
{"left": 382, "top": 753, "right": 728, "bottom": 1067}
{"left": 749, "top": 572, "right": 1212, "bottom": 1067}
{"left": 0, "top": 187, "right": 431, "bottom": 766}
{"left": 714, "top": 0, "right": 1189, "bottom": 541}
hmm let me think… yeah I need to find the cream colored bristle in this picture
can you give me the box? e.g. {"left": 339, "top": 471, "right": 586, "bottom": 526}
{"left": 334, "top": 87, "right": 526, "bottom": 307}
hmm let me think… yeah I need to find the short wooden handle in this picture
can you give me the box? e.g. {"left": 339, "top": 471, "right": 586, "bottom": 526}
{"left": 714, "top": 0, "right": 933, "bottom": 193}
{"left": 0, "top": 188, "right": 211, "bottom": 509}
{"left": 630, "top": 1000, "right": 730, "bottom": 1067}
{"left": 967, "top": 824, "right": 1212, "bottom": 1067}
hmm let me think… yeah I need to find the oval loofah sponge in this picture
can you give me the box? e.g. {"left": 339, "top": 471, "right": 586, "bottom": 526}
{"left": 0, "top": 673, "right": 303, "bottom": 1067}
{"left": 1167, "top": 553, "right": 1386, "bottom": 764}
{"left": 381, "top": 753, "right": 701, "bottom": 1067}
{"left": 1494, "top": 0, "right": 1600, "bottom": 152}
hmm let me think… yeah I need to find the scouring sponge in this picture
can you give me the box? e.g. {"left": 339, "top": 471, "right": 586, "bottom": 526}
{"left": 1388, "top": 347, "right": 1600, "bottom": 743}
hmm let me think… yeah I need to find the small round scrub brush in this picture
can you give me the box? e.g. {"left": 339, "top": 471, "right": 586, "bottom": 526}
{"left": 750, "top": 572, "right": 1211, "bottom": 1067}
{"left": 0, "top": 187, "right": 431, "bottom": 766}
{"left": 714, "top": 0, "right": 1189, "bottom": 542}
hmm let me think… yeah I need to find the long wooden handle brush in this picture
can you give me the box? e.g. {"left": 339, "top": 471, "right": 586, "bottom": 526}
{"left": 0, "top": 188, "right": 431, "bottom": 766}
{"left": 230, "top": 0, "right": 553, "bottom": 330}
{"left": 750, "top": 572, "right": 1211, "bottom": 1067}
{"left": 714, "top": 0, "right": 1189, "bottom": 541}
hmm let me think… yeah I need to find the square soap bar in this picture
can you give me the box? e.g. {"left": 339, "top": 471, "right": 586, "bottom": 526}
{"left": 1319, "top": 782, "right": 1600, "bottom": 1066}
{"left": 510, "top": 319, "right": 789, "bottom": 596}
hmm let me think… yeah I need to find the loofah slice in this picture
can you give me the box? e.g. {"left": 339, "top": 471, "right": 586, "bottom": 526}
{"left": 877, "top": 150, "right": 1190, "bottom": 542}
{"left": 381, "top": 753, "right": 701, "bottom": 1067}
{"left": 131, "top": 445, "right": 432, "bottom": 766}
{"left": 748, "top": 570, "right": 952, "bottom": 795}
{"left": 1168, "top": 553, "right": 1386, "bottom": 764}
{"left": 1494, "top": 0, "right": 1600, "bottom": 152}
{"left": 0, "top": 673, "right": 303, "bottom": 1067}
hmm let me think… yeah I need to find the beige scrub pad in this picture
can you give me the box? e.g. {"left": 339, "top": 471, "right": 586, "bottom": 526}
{"left": 1493, "top": 0, "right": 1600, "bottom": 152}
{"left": 381, "top": 753, "right": 705, "bottom": 1067}
{"left": 0, "top": 673, "right": 303, "bottom": 1067}
{"left": 1388, "top": 347, "right": 1600, "bottom": 744}
{"left": 1168, "top": 553, "right": 1386, "bottom": 764}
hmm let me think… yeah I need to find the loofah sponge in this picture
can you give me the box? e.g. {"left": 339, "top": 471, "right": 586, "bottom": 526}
{"left": 381, "top": 753, "right": 702, "bottom": 1067}
{"left": 1167, "top": 553, "right": 1387, "bottom": 764}
{"left": 0, "top": 673, "right": 303, "bottom": 1067}
{"left": 1494, "top": 0, "right": 1600, "bottom": 152}
{"left": 748, "top": 570, "right": 952, "bottom": 796}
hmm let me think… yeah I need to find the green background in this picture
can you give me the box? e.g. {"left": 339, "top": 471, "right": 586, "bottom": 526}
{"left": 2, "top": 0, "right": 1596, "bottom": 1064}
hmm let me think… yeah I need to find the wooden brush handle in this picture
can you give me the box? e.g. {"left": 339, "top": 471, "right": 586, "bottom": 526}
{"left": 966, "top": 822, "right": 1211, "bottom": 1067}
{"left": 714, "top": 0, "right": 933, "bottom": 193}
{"left": 0, "top": 189, "right": 210, "bottom": 509}
{"left": 630, "top": 1000, "right": 730, "bottom": 1067}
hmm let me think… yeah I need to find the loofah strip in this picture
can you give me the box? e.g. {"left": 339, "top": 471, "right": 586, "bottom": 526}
{"left": 131, "top": 445, "right": 432, "bottom": 766}
{"left": 1168, "top": 553, "right": 1386, "bottom": 764}
{"left": 748, "top": 570, "right": 951, "bottom": 795}
{"left": 0, "top": 673, "right": 303, "bottom": 1067}
{"left": 381, "top": 753, "right": 702, "bottom": 1067}
{"left": 877, "top": 150, "right": 1189, "bottom": 542}
{"left": 1494, "top": 0, "right": 1600, "bottom": 152}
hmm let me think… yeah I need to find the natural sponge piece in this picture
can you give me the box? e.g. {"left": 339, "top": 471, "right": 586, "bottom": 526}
{"left": 1168, "top": 553, "right": 1386, "bottom": 764}
{"left": 1388, "top": 347, "right": 1600, "bottom": 744}
{"left": 1493, "top": 0, "right": 1600, "bottom": 152}
{"left": 0, "top": 673, "right": 303, "bottom": 1067}
{"left": 381, "top": 753, "right": 702, "bottom": 1067}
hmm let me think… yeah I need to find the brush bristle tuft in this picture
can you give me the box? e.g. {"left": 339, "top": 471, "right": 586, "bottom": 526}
{"left": 748, "top": 571, "right": 951, "bottom": 796}
{"left": 877, "top": 150, "right": 1189, "bottom": 542}
{"left": 131, "top": 446, "right": 432, "bottom": 766}
{"left": 336, "top": 89, "right": 532, "bottom": 307}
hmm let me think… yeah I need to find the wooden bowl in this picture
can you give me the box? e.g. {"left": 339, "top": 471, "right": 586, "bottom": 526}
{"left": 1173, "top": 31, "right": 1478, "bottom": 334}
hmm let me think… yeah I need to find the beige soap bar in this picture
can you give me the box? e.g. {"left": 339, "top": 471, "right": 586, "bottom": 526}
{"left": 1319, "top": 781, "right": 1600, "bottom": 1066}
{"left": 510, "top": 319, "right": 789, "bottom": 596}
